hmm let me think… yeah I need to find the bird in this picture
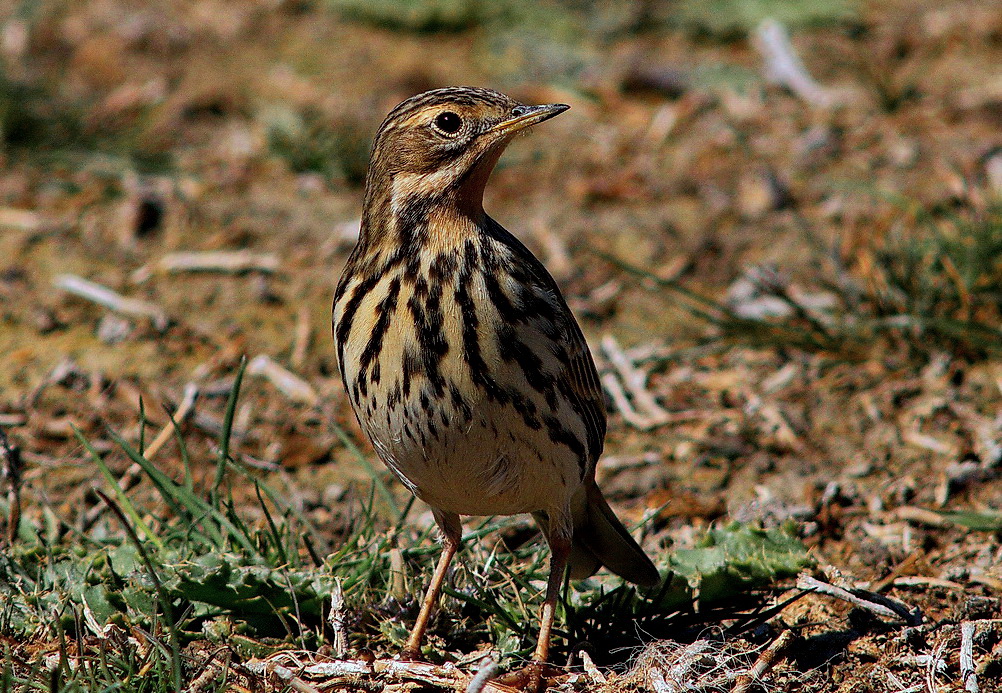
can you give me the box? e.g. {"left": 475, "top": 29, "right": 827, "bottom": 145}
{"left": 332, "top": 86, "right": 659, "bottom": 687}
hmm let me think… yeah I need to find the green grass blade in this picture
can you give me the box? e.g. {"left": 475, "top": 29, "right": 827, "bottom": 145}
{"left": 73, "top": 426, "right": 165, "bottom": 553}
{"left": 213, "top": 356, "right": 247, "bottom": 505}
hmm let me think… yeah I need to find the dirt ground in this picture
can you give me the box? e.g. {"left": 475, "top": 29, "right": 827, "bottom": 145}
{"left": 1, "top": 0, "right": 1001, "bottom": 691}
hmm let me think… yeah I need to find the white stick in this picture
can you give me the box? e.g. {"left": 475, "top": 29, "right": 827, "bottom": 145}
{"left": 465, "top": 655, "right": 498, "bottom": 693}
{"left": 247, "top": 355, "right": 318, "bottom": 406}
{"left": 54, "top": 274, "right": 170, "bottom": 330}
{"left": 753, "top": 19, "right": 837, "bottom": 107}
{"left": 961, "top": 621, "right": 979, "bottom": 693}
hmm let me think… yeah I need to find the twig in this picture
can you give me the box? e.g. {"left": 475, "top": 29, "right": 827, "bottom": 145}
{"left": 81, "top": 383, "right": 198, "bottom": 531}
{"left": 733, "top": 630, "right": 794, "bottom": 693}
{"left": 925, "top": 641, "right": 948, "bottom": 693}
{"left": 601, "top": 335, "right": 671, "bottom": 424}
{"left": 797, "top": 574, "right": 919, "bottom": 623}
{"left": 328, "top": 579, "right": 348, "bottom": 659}
{"left": 466, "top": 655, "right": 499, "bottom": 693}
{"left": 579, "top": 650, "right": 606, "bottom": 685}
{"left": 146, "top": 383, "right": 200, "bottom": 461}
{"left": 893, "top": 576, "right": 966, "bottom": 591}
{"left": 247, "top": 355, "right": 318, "bottom": 406}
{"left": 0, "top": 427, "right": 23, "bottom": 546}
{"left": 132, "top": 250, "right": 280, "bottom": 283}
{"left": 961, "top": 621, "right": 979, "bottom": 693}
{"left": 895, "top": 506, "right": 951, "bottom": 527}
{"left": 54, "top": 274, "right": 169, "bottom": 330}
{"left": 241, "top": 661, "right": 322, "bottom": 693}
{"left": 291, "top": 306, "right": 312, "bottom": 370}
{"left": 753, "top": 19, "right": 838, "bottom": 107}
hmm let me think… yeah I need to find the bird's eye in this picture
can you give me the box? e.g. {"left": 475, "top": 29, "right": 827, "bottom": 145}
{"left": 434, "top": 111, "right": 462, "bottom": 134}
{"left": 511, "top": 106, "right": 528, "bottom": 117}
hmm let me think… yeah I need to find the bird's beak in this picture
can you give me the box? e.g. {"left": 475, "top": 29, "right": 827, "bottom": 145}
{"left": 490, "top": 103, "right": 570, "bottom": 136}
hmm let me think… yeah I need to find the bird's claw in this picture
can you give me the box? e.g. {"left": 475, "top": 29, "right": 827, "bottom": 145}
{"left": 495, "top": 661, "right": 559, "bottom": 692}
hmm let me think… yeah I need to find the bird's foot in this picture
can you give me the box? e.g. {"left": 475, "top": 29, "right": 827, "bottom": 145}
{"left": 495, "top": 661, "right": 560, "bottom": 692}
{"left": 397, "top": 647, "right": 424, "bottom": 662}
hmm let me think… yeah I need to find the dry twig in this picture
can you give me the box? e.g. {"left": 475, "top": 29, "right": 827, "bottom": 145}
{"left": 0, "top": 427, "right": 23, "bottom": 546}
{"left": 466, "top": 655, "right": 499, "bottom": 693}
{"left": 328, "top": 579, "right": 348, "bottom": 659}
{"left": 54, "top": 274, "right": 169, "bottom": 330}
{"left": 578, "top": 650, "right": 606, "bottom": 685}
{"left": 247, "top": 355, "right": 318, "bottom": 406}
{"left": 132, "top": 250, "right": 280, "bottom": 283}
{"left": 733, "top": 630, "right": 793, "bottom": 693}
{"left": 797, "top": 574, "right": 920, "bottom": 623}
{"left": 753, "top": 19, "right": 838, "bottom": 107}
{"left": 961, "top": 621, "right": 979, "bottom": 693}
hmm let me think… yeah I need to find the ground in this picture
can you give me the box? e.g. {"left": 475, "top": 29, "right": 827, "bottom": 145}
{"left": 1, "top": 0, "right": 1001, "bottom": 691}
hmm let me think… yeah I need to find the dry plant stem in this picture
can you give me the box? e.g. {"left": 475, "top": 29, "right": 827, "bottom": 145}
{"left": 134, "top": 250, "right": 280, "bottom": 282}
{"left": 54, "top": 273, "right": 169, "bottom": 330}
{"left": 732, "top": 630, "right": 794, "bottom": 693}
{"left": 466, "top": 656, "right": 499, "bottom": 693}
{"left": 600, "top": 335, "right": 674, "bottom": 429}
{"left": 753, "top": 19, "right": 836, "bottom": 107}
{"left": 961, "top": 621, "right": 979, "bottom": 693}
{"left": 81, "top": 382, "right": 199, "bottom": 531}
{"left": 0, "top": 427, "right": 23, "bottom": 546}
{"left": 797, "top": 574, "right": 912, "bottom": 622}
{"left": 241, "top": 662, "right": 322, "bottom": 693}
{"left": 579, "top": 650, "right": 606, "bottom": 684}
{"left": 328, "top": 579, "right": 348, "bottom": 659}
{"left": 402, "top": 513, "right": 461, "bottom": 660}
{"left": 145, "top": 382, "right": 199, "bottom": 461}
{"left": 247, "top": 355, "right": 318, "bottom": 406}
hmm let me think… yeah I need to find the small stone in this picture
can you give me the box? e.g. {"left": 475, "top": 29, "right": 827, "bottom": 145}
{"left": 96, "top": 314, "right": 133, "bottom": 344}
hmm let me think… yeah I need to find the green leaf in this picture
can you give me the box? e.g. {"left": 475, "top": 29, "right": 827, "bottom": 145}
{"left": 937, "top": 510, "right": 1002, "bottom": 532}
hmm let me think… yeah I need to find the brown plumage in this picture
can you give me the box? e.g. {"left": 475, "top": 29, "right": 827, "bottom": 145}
{"left": 332, "top": 86, "right": 658, "bottom": 684}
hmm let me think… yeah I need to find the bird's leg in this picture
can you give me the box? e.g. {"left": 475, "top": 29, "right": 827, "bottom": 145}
{"left": 499, "top": 520, "right": 571, "bottom": 692}
{"left": 533, "top": 532, "right": 570, "bottom": 666}
{"left": 400, "top": 509, "right": 461, "bottom": 661}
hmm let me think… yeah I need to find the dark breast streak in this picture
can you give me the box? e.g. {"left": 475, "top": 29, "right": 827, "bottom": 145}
{"left": 333, "top": 199, "right": 602, "bottom": 479}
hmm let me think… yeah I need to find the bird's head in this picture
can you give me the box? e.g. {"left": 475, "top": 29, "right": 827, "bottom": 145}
{"left": 364, "top": 87, "right": 568, "bottom": 216}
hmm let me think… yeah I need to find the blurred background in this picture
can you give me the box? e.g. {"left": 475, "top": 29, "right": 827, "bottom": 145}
{"left": 2, "top": 0, "right": 1002, "bottom": 685}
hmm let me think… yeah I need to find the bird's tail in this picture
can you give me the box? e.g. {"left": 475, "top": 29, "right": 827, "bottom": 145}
{"left": 537, "top": 483, "right": 660, "bottom": 586}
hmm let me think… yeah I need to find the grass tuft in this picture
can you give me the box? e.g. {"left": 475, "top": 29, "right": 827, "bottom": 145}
{"left": 0, "top": 366, "right": 811, "bottom": 687}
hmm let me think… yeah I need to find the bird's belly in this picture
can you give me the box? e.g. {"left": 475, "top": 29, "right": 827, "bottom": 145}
{"left": 359, "top": 383, "right": 581, "bottom": 517}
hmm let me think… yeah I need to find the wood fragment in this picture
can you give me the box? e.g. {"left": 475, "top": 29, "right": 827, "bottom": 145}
{"left": 145, "top": 382, "right": 199, "bottom": 461}
{"left": 328, "top": 579, "right": 348, "bottom": 659}
{"left": 247, "top": 355, "right": 318, "bottom": 406}
{"left": 895, "top": 505, "right": 950, "bottom": 527}
{"left": 753, "top": 19, "right": 838, "bottom": 107}
{"left": 578, "top": 650, "right": 606, "bottom": 684}
{"left": 733, "top": 630, "right": 794, "bottom": 693}
{"left": 961, "top": 621, "right": 979, "bottom": 693}
{"left": 893, "top": 576, "right": 966, "bottom": 591}
{"left": 241, "top": 661, "right": 322, "bottom": 693}
{"left": 466, "top": 655, "right": 498, "bottom": 693}
{"left": 797, "top": 574, "right": 917, "bottom": 622}
{"left": 54, "top": 274, "right": 169, "bottom": 330}
{"left": 291, "top": 306, "right": 311, "bottom": 370}
{"left": 0, "top": 427, "right": 23, "bottom": 546}
{"left": 132, "top": 250, "right": 280, "bottom": 283}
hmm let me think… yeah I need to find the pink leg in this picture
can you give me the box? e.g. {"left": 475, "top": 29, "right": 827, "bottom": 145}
{"left": 401, "top": 509, "right": 461, "bottom": 660}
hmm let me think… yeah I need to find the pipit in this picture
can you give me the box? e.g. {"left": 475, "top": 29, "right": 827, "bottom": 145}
{"left": 332, "top": 86, "right": 659, "bottom": 685}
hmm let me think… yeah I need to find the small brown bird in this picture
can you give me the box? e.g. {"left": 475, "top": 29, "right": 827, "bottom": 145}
{"left": 332, "top": 86, "right": 659, "bottom": 683}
